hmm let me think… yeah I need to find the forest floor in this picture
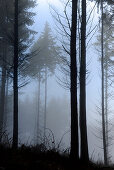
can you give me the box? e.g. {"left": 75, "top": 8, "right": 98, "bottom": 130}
{"left": 0, "top": 145, "right": 114, "bottom": 170}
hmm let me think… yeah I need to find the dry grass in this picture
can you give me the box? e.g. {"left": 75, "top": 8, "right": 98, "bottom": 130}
{"left": 0, "top": 144, "right": 114, "bottom": 170}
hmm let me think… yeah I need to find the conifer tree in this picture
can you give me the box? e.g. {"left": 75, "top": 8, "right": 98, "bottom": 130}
{"left": 27, "top": 22, "right": 61, "bottom": 142}
{"left": 0, "top": 0, "right": 36, "bottom": 146}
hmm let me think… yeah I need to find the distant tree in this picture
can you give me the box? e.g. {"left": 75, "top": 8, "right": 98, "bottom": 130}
{"left": 94, "top": 5, "right": 114, "bottom": 164}
{"left": 26, "top": 22, "right": 61, "bottom": 142}
{"left": 95, "top": 0, "right": 113, "bottom": 165}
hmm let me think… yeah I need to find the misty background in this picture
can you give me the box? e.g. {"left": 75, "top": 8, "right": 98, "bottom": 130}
{"left": 1, "top": 0, "right": 114, "bottom": 163}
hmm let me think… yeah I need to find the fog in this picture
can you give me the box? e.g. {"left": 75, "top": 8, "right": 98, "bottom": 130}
{"left": 0, "top": 0, "right": 114, "bottom": 165}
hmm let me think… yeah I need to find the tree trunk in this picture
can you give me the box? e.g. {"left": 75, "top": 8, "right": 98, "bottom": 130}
{"left": 44, "top": 67, "right": 47, "bottom": 144}
{"left": 80, "top": 0, "right": 89, "bottom": 163}
{"left": 70, "top": 0, "right": 79, "bottom": 161}
{"left": 101, "top": 1, "right": 107, "bottom": 165}
{"left": 0, "top": 64, "right": 6, "bottom": 134}
{"left": 12, "top": 0, "right": 18, "bottom": 149}
{"left": 0, "top": 41, "right": 7, "bottom": 136}
{"left": 37, "top": 72, "right": 41, "bottom": 143}
{"left": 4, "top": 74, "right": 9, "bottom": 130}
{"left": 105, "top": 54, "right": 108, "bottom": 163}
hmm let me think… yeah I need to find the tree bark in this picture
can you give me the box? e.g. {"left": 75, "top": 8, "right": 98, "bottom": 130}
{"left": 37, "top": 72, "right": 41, "bottom": 143}
{"left": 0, "top": 64, "right": 6, "bottom": 133}
{"left": 80, "top": 0, "right": 89, "bottom": 163}
{"left": 70, "top": 0, "right": 79, "bottom": 161}
{"left": 4, "top": 74, "right": 9, "bottom": 129}
{"left": 44, "top": 66, "right": 47, "bottom": 144}
{"left": 12, "top": 0, "right": 18, "bottom": 149}
{"left": 101, "top": 1, "right": 107, "bottom": 165}
{"left": 105, "top": 53, "right": 108, "bottom": 163}
{"left": 0, "top": 42, "right": 7, "bottom": 136}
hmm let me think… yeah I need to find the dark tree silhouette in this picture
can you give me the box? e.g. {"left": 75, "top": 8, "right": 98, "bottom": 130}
{"left": 12, "top": 0, "right": 18, "bottom": 149}
{"left": 0, "top": 0, "right": 36, "bottom": 146}
{"left": 80, "top": 0, "right": 89, "bottom": 163}
{"left": 70, "top": 0, "right": 79, "bottom": 161}
{"left": 0, "top": 42, "right": 6, "bottom": 134}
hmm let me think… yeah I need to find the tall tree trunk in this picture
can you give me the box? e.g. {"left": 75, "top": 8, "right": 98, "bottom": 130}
{"left": 0, "top": 64, "right": 6, "bottom": 134}
{"left": 12, "top": 0, "right": 18, "bottom": 149}
{"left": 0, "top": 42, "right": 7, "bottom": 136}
{"left": 44, "top": 67, "right": 47, "bottom": 143}
{"left": 104, "top": 17, "right": 109, "bottom": 164}
{"left": 70, "top": 0, "right": 79, "bottom": 161}
{"left": 80, "top": 0, "right": 89, "bottom": 163}
{"left": 37, "top": 72, "right": 41, "bottom": 143}
{"left": 4, "top": 74, "right": 9, "bottom": 130}
{"left": 105, "top": 55, "right": 108, "bottom": 163}
{"left": 101, "top": 1, "right": 107, "bottom": 165}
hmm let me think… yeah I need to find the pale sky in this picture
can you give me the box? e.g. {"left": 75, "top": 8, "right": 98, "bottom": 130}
{"left": 38, "top": 0, "right": 62, "bottom": 6}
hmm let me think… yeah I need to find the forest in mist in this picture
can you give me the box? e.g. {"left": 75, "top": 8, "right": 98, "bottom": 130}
{"left": 0, "top": 0, "right": 114, "bottom": 169}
